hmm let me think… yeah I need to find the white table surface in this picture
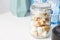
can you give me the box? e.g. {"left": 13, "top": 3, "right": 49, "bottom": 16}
{"left": 0, "top": 12, "right": 51, "bottom": 40}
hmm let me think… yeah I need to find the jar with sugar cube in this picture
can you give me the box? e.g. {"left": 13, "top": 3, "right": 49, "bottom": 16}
{"left": 30, "top": 3, "right": 51, "bottom": 38}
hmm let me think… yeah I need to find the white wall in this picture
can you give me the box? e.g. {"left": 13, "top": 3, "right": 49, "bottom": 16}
{"left": 0, "top": 0, "right": 10, "bottom": 13}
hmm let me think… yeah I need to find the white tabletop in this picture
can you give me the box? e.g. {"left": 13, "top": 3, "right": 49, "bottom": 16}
{"left": 0, "top": 12, "right": 51, "bottom": 40}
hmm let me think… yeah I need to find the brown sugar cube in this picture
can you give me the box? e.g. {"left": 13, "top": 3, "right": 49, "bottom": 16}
{"left": 45, "top": 18, "right": 50, "bottom": 25}
{"left": 32, "top": 16, "right": 38, "bottom": 21}
{"left": 46, "top": 22, "right": 50, "bottom": 25}
{"left": 32, "top": 16, "right": 41, "bottom": 21}
{"left": 45, "top": 18, "right": 50, "bottom": 22}
{"left": 40, "top": 13, "right": 47, "bottom": 17}
{"left": 37, "top": 17, "right": 41, "bottom": 21}
{"left": 33, "top": 21, "right": 40, "bottom": 27}
{"left": 42, "top": 26, "right": 50, "bottom": 32}
{"left": 39, "top": 20, "right": 46, "bottom": 26}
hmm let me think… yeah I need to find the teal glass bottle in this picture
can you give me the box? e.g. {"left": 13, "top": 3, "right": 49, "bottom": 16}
{"left": 10, "top": 0, "right": 30, "bottom": 17}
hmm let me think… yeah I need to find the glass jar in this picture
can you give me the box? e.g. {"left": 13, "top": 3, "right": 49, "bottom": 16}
{"left": 30, "top": 3, "right": 51, "bottom": 38}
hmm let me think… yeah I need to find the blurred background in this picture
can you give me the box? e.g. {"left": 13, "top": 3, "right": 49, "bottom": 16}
{"left": 0, "top": 0, "right": 59, "bottom": 40}
{"left": 0, "top": 0, "right": 10, "bottom": 13}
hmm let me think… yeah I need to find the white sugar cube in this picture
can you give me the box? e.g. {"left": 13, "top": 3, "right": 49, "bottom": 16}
{"left": 42, "top": 31, "right": 47, "bottom": 37}
{"left": 37, "top": 27, "right": 43, "bottom": 33}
